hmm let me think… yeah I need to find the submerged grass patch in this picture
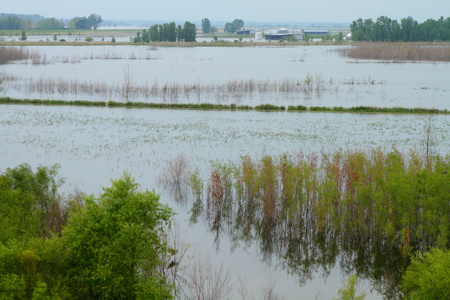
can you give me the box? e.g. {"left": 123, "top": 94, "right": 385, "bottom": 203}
{"left": 0, "top": 97, "right": 447, "bottom": 114}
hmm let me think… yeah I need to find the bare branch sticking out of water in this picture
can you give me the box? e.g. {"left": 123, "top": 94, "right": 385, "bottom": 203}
{"left": 159, "top": 154, "right": 190, "bottom": 185}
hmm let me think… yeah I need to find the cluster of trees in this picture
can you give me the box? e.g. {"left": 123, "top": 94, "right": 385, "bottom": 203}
{"left": 350, "top": 16, "right": 450, "bottom": 42}
{"left": 68, "top": 14, "right": 103, "bottom": 30}
{"left": 0, "top": 164, "right": 175, "bottom": 299}
{"left": 35, "top": 18, "right": 65, "bottom": 30}
{"left": 0, "top": 16, "right": 32, "bottom": 30}
{"left": 0, "top": 16, "right": 65, "bottom": 30}
{"left": 224, "top": 19, "right": 244, "bottom": 33}
{"left": 133, "top": 21, "right": 196, "bottom": 43}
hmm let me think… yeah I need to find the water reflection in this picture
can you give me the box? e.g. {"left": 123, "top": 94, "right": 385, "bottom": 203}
{"left": 165, "top": 180, "right": 406, "bottom": 299}
{"left": 162, "top": 148, "right": 450, "bottom": 299}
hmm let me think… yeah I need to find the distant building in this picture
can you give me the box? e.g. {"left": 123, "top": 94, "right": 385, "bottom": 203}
{"left": 237, "top": 29, "right": 258, "bottom": 35}
{"left": 264, "top": 28, "right": 304, "bottom": 41}
{"left": 303, "top": 30, "right": 330, "bottom": 35}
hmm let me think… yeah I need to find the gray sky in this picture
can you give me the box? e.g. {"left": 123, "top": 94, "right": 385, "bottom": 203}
{"left": 2, "top": 0, "right": 448, "bottom": 24}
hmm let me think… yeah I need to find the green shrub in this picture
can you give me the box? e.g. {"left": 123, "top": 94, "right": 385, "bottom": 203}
{"left": 401, "top": 248, "right": 450, "bottom": 300}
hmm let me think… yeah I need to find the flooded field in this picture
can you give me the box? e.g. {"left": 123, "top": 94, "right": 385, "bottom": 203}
{"left": 1, "top": 43, "right": 449, "bottom": 299}
{"left": 1, "top": 102, "right": 449, "bottom": 299}
{"left": 1, "top": 45, "right": 449, "bottom": 109}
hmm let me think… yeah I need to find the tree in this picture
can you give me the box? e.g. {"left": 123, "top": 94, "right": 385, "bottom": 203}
{"left": 224, "top": 19, "right": 244, "bottom": 33}
{"left": 167, "top": 22, "right": 177, "bottom": 42}
{"left": 182, "top": 21, "right": 196, "bottom": 42}
{"left": 63, "top": 173, "right": 174, "bottom": 299}
{"left": 0, "top": 163, "right": 65, "bottom": 244}
{"left": 177, "top": 25, "right": 183, "bottom": 42}
{"left": 88, "top": 14, "right": 102, "bottom": 30}
{"left": 224, "top": 22, "right": 233, "bottom": 33}
{"left": 336, "top": 32, "right": 344, "bottom": 44}
{"left": 70, "top": 17, "right": 90, "bottom": 29}
{"left": 402, "top": 248, "right": 450, "bottom": 300}
{"left": 20, "top": 30, "right": 27, "bottom": 41}
{"left": 232, "top": 19, "right": 244, "bottom": 31}
{"left": 202, "top": 18, "right": 211, "bottom": 34}
{"left": 150, "top": 24, "right": 159, "bottom": 42}
{"left": 401, "top": 16, "right": 414, "bottom": 41}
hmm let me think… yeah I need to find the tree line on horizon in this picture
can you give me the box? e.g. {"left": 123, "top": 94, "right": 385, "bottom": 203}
{"left": 350, "top": 16, "right": 450, "bottom": 42}
{"left": 133, "top": 21, "right": 196, "bottom": 43}
{"left": 0, "top": 13, "right": 102, "bottom": 30}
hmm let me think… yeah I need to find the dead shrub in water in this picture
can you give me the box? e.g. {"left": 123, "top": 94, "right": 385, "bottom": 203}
{"left": 158, "top": 223, "right": 190, "bottom": 298}
{"left": 184, "top": 253, "right": 231, "bottom": 300}
{"left": 122, "top": 63, "right": 135, "bottom": 100}
{"left": 159, "top": 154, "right": 190, "bottom": 184}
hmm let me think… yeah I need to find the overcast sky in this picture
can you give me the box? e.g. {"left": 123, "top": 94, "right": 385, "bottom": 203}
{"left": 2, "top": 0, "right": 448, "bottom": 24}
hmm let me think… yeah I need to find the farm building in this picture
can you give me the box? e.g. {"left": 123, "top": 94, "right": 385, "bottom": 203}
{"left": 303, "top": 29, "right": 330, "bottom": 35}
{"left": 264, "top": 28, "right": 304, "bottom": 41}
{"left": 237, "top": 29, "right": 258, "bottom": 35}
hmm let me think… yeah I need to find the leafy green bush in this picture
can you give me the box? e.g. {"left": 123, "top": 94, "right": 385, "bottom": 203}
{"left": 63, "top": 173, "right": 174, "bottom": 299}
{"left": 0, "top": 166, "right": 175, "bottom": 299}
{"left": 401, "top": 248, "right": 450, "bottom": 300}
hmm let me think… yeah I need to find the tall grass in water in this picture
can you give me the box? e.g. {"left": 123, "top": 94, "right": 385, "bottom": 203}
{"left": 0, "top": 46, "right": 40, "bottom": 64}
{"left": 3, "top": 72, "right": 383, "bottom": 102}
{"left": 340, "top": 42, "right": 450, "bottom": 62}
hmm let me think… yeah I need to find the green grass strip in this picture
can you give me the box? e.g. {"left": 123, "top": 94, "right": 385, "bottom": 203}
{"left": 0, "top": 97, "right": 447, "bottom": 114}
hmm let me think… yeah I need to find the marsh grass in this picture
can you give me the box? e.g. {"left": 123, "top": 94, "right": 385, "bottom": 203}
{"left": 2, "top": 72, "right": 385, "bottom": 103}
{"left": 340, "top": 42, "right": 450, "bottom": 62}
{"left": 0, "top": 46, "right": 40, "bottom": 64}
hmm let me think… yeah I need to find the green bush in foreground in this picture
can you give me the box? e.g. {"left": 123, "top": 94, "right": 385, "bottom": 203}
{"left": 401, "top": 248, "right": 450, "bottom": 300}
{"left": 0, "top": 166, "right": 174, "bottom": 299}
{"left": 64, "top": 173, "right": 174, "bottom": 299}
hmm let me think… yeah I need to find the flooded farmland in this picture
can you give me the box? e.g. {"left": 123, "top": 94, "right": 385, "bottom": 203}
{"left": 1, "top": 44, "right": 449, "bottom": 299}
{"left": 1, "top": 45, "right": 449, "bottom": 109}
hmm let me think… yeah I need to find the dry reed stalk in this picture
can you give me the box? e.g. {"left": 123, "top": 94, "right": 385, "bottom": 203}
{"left": 0, "top": 46, "right": 35, "bottom": 64}
{"left": 341, "top": 43, "right": 450, "bottom": 62}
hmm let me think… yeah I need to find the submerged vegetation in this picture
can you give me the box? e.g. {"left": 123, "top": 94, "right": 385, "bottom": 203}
{"left": 340, "top": 42, "right": 450, "bottom": 62}
{"left": 0, "top": 97, "right": 447, "bottom": 114}
{"left": 184, "top": 149, "right": 449, "bottom": 297}
{"left": 1, "top": 146, "right": 449, "bottom": 299}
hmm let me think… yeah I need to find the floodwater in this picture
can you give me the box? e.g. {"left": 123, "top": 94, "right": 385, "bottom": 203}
{"left": 1, "top": 103, "right": 449, "bottom": 299}
{"left": 1, "top": 45, "right": 449, "bottom": 109}
{"left": 1, "top": 45, "right": 450, "bottom": 299}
